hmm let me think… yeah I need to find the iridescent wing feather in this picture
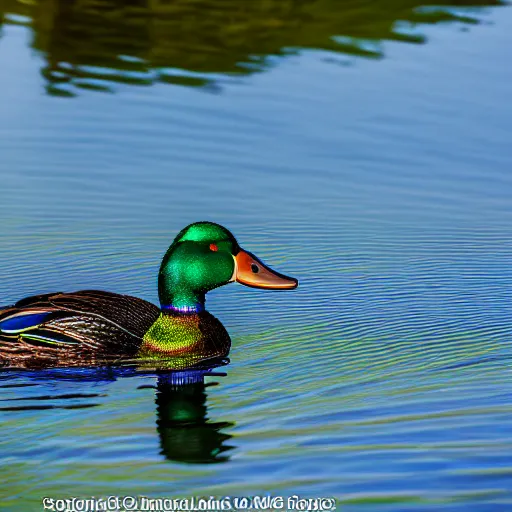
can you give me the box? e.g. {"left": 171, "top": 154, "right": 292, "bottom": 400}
{"left": 0, "top": 290, "right": 160, "bottom": 368}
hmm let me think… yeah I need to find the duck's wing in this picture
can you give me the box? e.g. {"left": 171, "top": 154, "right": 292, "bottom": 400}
{"left": 0, "top": 290, "right": 160, "bottom": 357}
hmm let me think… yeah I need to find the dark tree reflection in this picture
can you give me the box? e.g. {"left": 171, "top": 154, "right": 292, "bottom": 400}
{"left": 0, "top": 0, "right": 507, "bottom": 95}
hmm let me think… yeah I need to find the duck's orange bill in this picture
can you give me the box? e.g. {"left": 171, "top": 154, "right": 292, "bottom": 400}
{"left": 235, "top": 250, "right": 298, "bottom": 290}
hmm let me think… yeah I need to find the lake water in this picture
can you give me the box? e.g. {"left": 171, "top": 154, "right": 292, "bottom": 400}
{"left": 0, "top": 1, "right": 511, "bottom": 510}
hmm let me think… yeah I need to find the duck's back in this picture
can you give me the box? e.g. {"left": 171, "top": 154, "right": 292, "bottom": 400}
{"left": 0, "top": 290, "right": 160, "bottom": 369}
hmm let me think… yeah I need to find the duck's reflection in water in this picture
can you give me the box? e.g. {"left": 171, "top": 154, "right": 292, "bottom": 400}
{"left": 154, "top": 368, "right": 234, "bottom": 463}
{"left": 0, "top": 356, "right": 236, "bottom": 464}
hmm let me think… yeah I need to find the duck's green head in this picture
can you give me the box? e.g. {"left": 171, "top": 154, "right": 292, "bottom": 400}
{"left": 158, "top": 222, "right": 298, "bottom": 312}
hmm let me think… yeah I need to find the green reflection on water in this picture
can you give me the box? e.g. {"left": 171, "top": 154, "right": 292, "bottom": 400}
{"left": 156, "top": 377, "right": 235, "bottom": 464}
{"left": 0, "top": 0, "right": 507, "bottom": 95}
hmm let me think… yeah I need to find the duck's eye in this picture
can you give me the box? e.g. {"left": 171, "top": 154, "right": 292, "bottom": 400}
{"left": 209, "top": 243, "right": 218, "bottom": 252}
{"left": 251, "top": 264, "right": 259, "bottom": 273}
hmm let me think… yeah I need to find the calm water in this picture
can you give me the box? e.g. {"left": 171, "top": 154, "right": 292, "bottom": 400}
{"left": 1, "top": 0, "right": 512, "bottom": 510}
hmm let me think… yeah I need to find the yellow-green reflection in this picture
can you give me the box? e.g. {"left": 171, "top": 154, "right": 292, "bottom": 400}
{"left": 0, "top": 0, "right": 506, "bottom": 96}
{"left": 134, "top": 311, "right": 232, "bottom": 372}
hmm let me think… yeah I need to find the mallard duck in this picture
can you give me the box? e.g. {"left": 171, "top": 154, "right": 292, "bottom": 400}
{"left": 0, "top": 222, "right": 298, "bottom": 369}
